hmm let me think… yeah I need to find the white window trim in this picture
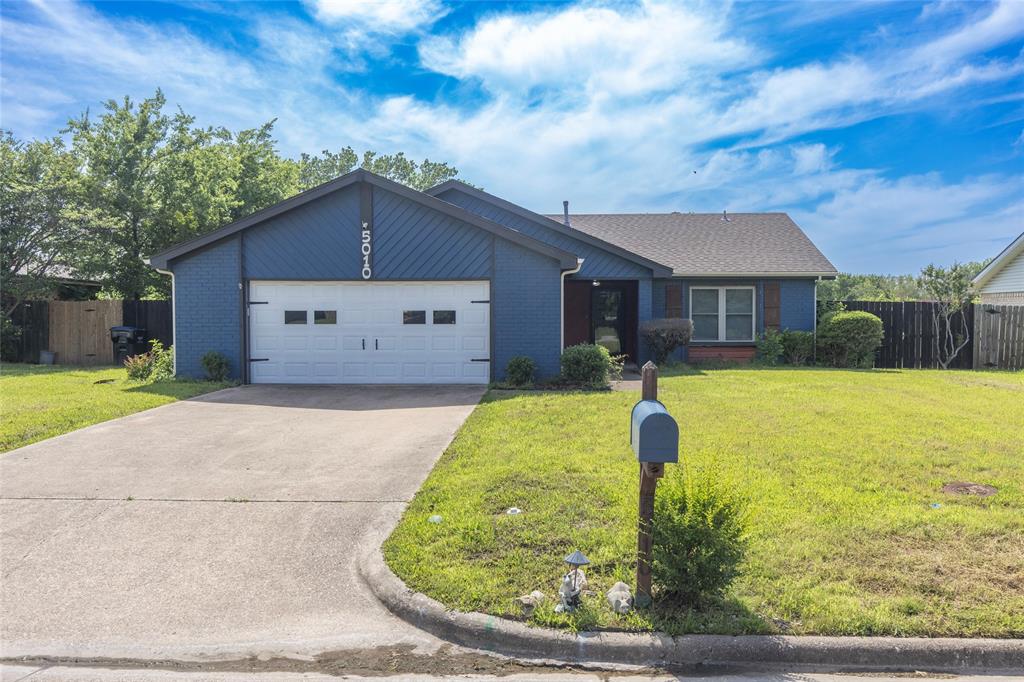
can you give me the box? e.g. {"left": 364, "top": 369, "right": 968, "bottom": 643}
{"left": 689, "top": 286, "right": 756, "bottom": 342}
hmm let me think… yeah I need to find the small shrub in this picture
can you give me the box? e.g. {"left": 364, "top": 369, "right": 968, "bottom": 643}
{"left": 505, "top": 355, "right": 536, "bottom": 387}
{"left": 652, "top": 467, "right": 748, "bottom": 605}
{"left": 560, "top": 343, "right": 617, "bottom": 388}
{"left": 755, "top": 329, "right": 784, "bottom": 365}
{"left": 640, "top": 318, "right": 693, "bottom": 365}
{"left": 200, "top": 351, "right": 231, "bottom": 382}
{"left": 1, "top": 315, "right": 22, "bottom": 362}
{"left": 148, "top": 340, "right": 174, "bottom": 381}
{"left": 817, "top": 310, "right": 884, "bottom": 368}
{"left": 124, "top": 352, "right": 153, "bottom": 381}
{"left": 780, "top": 330, "right": 814, "bottom": 365}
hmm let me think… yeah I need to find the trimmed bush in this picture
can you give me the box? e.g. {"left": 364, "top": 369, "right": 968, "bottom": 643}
{"left": 780, "top": 330, "right": 814, "bottom": 365}
{"left": 652, "top": 467, "right": 748, "bottom": 605}
{"left": 560, "top": 343, "right": 619, "bottom": 388}
{"left": 640, "top": 318, "right": 693, "bottom": 365}
{"left": 504, "top": 355, "right": 536, "bottom": 387}
{"left": 200, "top": 351, "right": 231, "bottom": 382}
{"left": 755, "top": 329, "right": 784, "bottom": 365}
{"left": 124, "top": 353, "right": 153, "bottom": 381}
{"left": 817, "top": 310, "right": 883, "bottom": 368}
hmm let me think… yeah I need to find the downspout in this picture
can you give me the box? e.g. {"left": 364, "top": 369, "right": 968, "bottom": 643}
{"left": 813, "top": 275, "right": 821, "bottom": 364}
{"left": 150, "top": 263, "right": 177, "bottom": 377}
{"left": 560, "top": 258, "right": 585, "bottom": 351}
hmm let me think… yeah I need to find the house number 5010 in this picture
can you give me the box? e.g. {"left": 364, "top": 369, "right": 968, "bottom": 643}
{"left": 361, "top": 220, "right": 372, "bottom": 279}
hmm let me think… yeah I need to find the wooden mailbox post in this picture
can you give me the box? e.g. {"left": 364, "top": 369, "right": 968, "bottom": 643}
{"left": 630, "top": 361, "right": 679, "bottom": 606}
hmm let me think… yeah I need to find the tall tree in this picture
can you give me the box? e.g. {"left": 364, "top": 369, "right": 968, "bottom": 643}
{"left": 65, "top": 91, "right": 173, "bottom": 299}
{"left": 0, "top": 132, "right": 85, "bottom": 316}
{"left": 298, "top": 148, "right": 461, "bottom": 191}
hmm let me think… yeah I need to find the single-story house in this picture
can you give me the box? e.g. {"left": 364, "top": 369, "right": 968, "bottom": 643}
{"left": 972, "top": 232, "right": 1024, "bottom": 305}
{"left": 148, "top": 169, "right": 837, "bottom": 384}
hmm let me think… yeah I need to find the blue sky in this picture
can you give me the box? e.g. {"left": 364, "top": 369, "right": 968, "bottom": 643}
{"left": 2, "top": 0, "right": 1022, "bottom": 274}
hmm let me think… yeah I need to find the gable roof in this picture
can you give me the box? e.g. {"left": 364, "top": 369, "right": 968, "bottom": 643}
{"left": 426, "top": 181, "right": 674, "bottom": 278}
{"left": 542, "top": 212, "right": 838, "bottom": 278}
{"left": 972, "top": 232, "right": 1024, "bottom": 290}
{"left": 147, "top": 169, "right": 579, "bottom": 270}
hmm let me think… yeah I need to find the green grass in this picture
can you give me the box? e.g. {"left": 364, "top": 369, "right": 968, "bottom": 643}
{"left": 0, "top": 363, "right": 234, "bottom": 452}
{"left": 384, "top": 367, "right": 1024, "bottom": 637}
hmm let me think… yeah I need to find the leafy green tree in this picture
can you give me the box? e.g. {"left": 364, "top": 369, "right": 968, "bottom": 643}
{"left": 66, "top": 92, "right": 302, "bottom": 298}
{"left": 230, "top": 121, "right": 299, "bottom": 219}
{"left": 64, "top": 91, "right": 173, "bottom": 299}
{"left": 298, "top": 147, "right": 461, "bottom": 191}
{"left": 12, "top": 89, "right": 468, "bottom": 302}
{"left": 298, "top": 147, "right": 359, "bottom": 190}
{"left": 1, "top": 132, "right": 85, "bottom": 316}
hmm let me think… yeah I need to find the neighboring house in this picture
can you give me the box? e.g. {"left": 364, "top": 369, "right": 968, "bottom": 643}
{"left": 972, "top": 232, "right": 1024, "bottom": 305}
{"left": 148, "top": 169, "right": 837, "bottom": 384}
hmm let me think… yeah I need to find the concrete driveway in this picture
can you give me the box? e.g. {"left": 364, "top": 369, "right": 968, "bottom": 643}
{"left": 0, "top": 384, "right": 484, "bottom": 660}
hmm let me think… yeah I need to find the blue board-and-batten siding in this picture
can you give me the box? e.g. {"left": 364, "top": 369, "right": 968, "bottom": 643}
{"left": 244, "top": 185, "right": 362, "bottom": 280}
{"left": 168, "top": 182, "right": 565, "bottom": 380}
{"left": 373, "top": 188, "right": 492, "bottom": 280}
{"left": 436, "top": 187, "right": 651, "bottom": 280}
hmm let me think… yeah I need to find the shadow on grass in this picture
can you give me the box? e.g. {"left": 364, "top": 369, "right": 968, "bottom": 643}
{"left": 122, "top": 379, "right": 235, "bottom": 400}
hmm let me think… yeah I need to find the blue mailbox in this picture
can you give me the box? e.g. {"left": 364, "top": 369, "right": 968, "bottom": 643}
{"left": 630, "top": 400, "right": 679, "bottom": 464}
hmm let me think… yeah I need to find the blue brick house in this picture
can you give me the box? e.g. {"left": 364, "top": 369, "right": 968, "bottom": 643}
{"left": 148, "top": 169, "right": 836, "bottom": 383}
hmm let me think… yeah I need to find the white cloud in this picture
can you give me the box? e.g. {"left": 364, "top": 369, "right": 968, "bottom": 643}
{"left": 792, "top": 173, "right": 1023, "bottom": 272}
{"left": 420, "top": 1, "right": 755, "bottom": 98}
{"left": 2, "top": 0, "right": 1021, "bottom": 275}
{"left": 305, "top": 0, "right": 445, "bottom": 33}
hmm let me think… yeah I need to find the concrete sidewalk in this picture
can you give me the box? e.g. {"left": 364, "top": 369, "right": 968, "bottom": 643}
{"left": 0, "top": 384, "right": 483, "bottom": 661}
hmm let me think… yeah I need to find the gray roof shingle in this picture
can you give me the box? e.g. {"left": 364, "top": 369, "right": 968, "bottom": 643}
{"left": 542, "top": 212, "right": 837, "bottom": 277}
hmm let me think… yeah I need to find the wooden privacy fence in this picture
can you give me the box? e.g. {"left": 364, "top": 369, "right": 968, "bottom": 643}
{"left": 974, "top": 304, "right": 1024, "bottom": 370}
{"left": 48, "top": 300, "right": 123, "bottom": 365}
{"left": 6, "top": 300, "right": 173, "bottom": 365}
{"left": 843, "top": 300, "right": 1024, "bottom": 370}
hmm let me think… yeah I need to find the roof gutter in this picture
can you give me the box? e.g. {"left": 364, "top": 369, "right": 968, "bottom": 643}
{"left": 674, "top": 272, "right": 838, "bottom": 279}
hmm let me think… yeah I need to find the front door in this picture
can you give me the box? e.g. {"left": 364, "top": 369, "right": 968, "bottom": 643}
{"left": 592, "top": 287, "right": 625, "bottom": 356}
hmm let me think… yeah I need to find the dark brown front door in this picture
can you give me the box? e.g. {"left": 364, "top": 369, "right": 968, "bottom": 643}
{"left": 563, "top": 280, "right": 638, "bottom": 361}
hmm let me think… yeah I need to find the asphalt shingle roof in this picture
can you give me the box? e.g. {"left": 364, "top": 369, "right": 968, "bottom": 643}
{"left": 542, "top": 212, "right": 837, "bottom": 277}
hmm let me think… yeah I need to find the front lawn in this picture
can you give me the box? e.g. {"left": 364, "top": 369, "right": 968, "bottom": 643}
{"left": 384, "top": 367, "right": 1024, "bottom": 637}
{"left": 0, "top": 363, "right": 233, "bottom": 452}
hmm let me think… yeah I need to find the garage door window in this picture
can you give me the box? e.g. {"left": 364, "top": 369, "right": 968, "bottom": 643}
{"left": 284, "top": 310, "right": 307, "bottom": 324}
{"left": 403, "top": 310, "right": 426, "bottom": 324}
{"left": 314, "top": 310, "right": 337, "bottom": 324}
{"left": 433, "top": 310, "right": 456, "bottom": 325}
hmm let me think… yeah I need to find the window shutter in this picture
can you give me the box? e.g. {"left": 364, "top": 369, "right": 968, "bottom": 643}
{"left": 666, "top": 284, "right": 683, "bottom": 318}
{"left": 764, "top": 281, "right": 781, "bottom": 330}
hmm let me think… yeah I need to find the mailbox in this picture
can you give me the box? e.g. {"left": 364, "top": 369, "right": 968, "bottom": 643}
{"left": 630, "top": 400, "right": 679, "bottom": 463}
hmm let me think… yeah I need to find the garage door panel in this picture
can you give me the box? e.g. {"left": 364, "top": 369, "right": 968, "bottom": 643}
{"left": 250, "top": 281, "right": 490, "bottom": 384}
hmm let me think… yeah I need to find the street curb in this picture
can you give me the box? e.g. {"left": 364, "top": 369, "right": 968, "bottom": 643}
{"left": 360, "top": 544, "right": 1024, "bottom": 674}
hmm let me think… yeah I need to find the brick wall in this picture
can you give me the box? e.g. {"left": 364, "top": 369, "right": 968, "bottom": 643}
{"left": 171, "top": 238, "right": 242, "bottom": 379}
{"left": 492, "top": 240, "right": 562, "bottom": 379}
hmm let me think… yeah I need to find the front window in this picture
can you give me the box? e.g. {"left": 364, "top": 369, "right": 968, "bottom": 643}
{"left": 690, "top": 287, "right": 755, "bottom": 341}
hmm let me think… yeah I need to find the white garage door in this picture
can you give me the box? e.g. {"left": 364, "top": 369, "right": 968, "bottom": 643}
{"left": 248, "top": 281, "right": 490, "bottom": 384}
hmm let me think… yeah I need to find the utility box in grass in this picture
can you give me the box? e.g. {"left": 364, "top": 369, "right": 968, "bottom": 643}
{"left": 630, "top": 400, "right": 679, "bottom": 464}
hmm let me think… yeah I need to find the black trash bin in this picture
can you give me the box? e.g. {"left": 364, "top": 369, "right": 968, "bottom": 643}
{"left": 110, "top": 326, "right": 147, "bottom": 365}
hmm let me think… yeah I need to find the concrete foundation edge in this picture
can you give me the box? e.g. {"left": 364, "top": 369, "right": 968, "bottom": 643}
{"left": 359, "top": 544, "right": 1024, "bottom": 673}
